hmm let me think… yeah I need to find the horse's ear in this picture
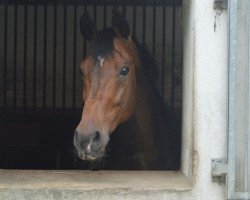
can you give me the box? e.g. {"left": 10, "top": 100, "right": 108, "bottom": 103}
{"left": 112, "top": 9, "right": 130, "bottom": 40}
{"left": 80, "top": 12, "right": 97, "bottom": 41}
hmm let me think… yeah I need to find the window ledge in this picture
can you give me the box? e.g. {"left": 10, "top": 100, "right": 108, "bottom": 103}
{"left": 0, "top": 170, "right": 191, "bottom": 192}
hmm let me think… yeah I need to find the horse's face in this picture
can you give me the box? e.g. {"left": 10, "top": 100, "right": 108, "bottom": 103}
{"left": 74, "top": 10, "right": 139, "bottom": 161}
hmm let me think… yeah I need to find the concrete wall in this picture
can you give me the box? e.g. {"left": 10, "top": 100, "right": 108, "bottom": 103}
{"left": 179, "top": 0, "right": 228, "bottom": 199}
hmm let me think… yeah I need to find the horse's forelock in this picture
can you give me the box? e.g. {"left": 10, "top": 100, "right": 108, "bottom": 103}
{"left": 91, "top": 28, "right": 116, "bottom": 64}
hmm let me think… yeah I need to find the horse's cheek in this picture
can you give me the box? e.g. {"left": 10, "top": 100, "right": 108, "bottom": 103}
{"left": 83, "top": 79, "right": 90, "bottom": 102}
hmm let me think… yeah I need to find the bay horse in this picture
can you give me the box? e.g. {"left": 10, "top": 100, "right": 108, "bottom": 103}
{"left": 74, "top": 9, "right": 180, "bottom": 170}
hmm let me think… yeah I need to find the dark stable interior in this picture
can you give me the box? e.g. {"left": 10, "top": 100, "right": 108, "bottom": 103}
{"left": 0, "top": 116, "right": 80, "bottom": 169}
{"left": 0, "top": 0, "right": 182, "bottom": 170}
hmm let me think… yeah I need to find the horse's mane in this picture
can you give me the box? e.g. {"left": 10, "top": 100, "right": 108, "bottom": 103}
{"left": 137, "top": 43, "right": 158, "bottom": 85}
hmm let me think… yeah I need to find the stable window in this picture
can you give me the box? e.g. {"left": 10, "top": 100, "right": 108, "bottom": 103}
{"left": 0, "top": 0, "right": 197, "bottom": 198}
{"left": 0, "top": 0, "right": 182, "bottom": 170}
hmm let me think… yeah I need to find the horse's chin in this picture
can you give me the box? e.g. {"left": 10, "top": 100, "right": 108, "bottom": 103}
{"left": 77, "top": 150, "right": 105, "bottom": 161}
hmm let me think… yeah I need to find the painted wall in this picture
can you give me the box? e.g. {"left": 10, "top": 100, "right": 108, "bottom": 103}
{"left": 180, "top": 0, "right": 228, "bottom": 199}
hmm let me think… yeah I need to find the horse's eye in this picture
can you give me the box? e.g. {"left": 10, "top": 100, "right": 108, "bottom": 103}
{"left": 119, "top": 66, "right": 129, "bottom": 77}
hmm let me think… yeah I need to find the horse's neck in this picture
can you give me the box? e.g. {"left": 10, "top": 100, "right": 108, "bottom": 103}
{"left": 131, "top": 68, "right": 166, "bottom": 167}
{"left": 134, "top": 68, "right": 164, "bottom": 129}
{"left": 134, "top": 67, "right": 181, "bottom": 169}
{"left": 115, "top": 67, "right": 179, "bottom": 169}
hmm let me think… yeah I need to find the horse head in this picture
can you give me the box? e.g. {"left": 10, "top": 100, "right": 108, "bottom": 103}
{"left": 74, "top": 10, "right": 140, "bottom": 161}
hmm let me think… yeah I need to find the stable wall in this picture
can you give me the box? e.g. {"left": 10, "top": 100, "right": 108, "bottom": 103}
{"left": 180, "top": 0, "right": 228, "bottom": 199}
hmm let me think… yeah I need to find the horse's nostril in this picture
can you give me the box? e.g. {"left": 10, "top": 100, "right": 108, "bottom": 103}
{"left": 80, "top": 141, "right": 86, "bottom": 149}
{"left": 93, "top": 131, "right": 100, "bottom": 142}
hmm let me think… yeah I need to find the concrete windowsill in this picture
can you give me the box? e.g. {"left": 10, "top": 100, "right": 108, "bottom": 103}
{"left": 0, "top": 170, "right": 191, "bottom": 193}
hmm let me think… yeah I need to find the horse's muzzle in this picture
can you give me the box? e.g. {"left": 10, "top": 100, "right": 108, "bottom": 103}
{"left": 73, "top": 130, "right": 109, "bottom": 161}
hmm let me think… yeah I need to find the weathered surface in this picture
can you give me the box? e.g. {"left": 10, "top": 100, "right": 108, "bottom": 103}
{"left": 0, "top": 170, "right": 191, "bottom": 200}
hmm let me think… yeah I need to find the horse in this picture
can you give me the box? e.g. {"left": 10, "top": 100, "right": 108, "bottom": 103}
{"left": 73, "top": 9, "right": 180, "bottom": 170}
